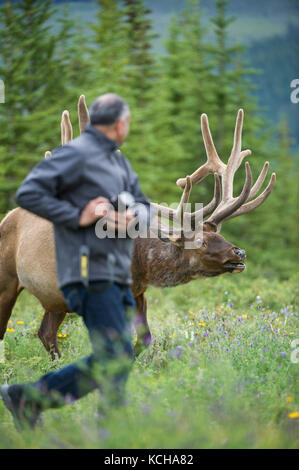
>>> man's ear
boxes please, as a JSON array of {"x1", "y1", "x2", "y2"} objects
[{"x1": 203, "y1": 221, "x2": 217, "y2": 233}]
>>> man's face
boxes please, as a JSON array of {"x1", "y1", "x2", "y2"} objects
[{"x1": 115, "y1": 114, "x2": 131, "y2": 146}]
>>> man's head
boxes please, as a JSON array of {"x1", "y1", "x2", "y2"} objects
[{"x1": 89, "y1": 93, "x2": 131, "y2": 146}]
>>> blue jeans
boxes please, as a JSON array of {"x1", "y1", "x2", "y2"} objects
[{"x1": 30, "y1": 281, "x2": 136, "y2": 409}]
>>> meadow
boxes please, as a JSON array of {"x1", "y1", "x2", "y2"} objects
[{"x1": 0, "y1": 270, "x2": 298, "y2": 449}]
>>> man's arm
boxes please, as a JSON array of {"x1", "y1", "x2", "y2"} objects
[{"x1": 16, "y1": 145, "x2": 84, "y2": 230}]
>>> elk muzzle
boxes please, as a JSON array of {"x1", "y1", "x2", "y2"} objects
[{"x1": 223, "y1": 247, "x2": 246, "y2": 273}]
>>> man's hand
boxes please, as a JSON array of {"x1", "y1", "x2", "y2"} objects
[{"x1": 79, "y1": 196, "x2": 136, "y2": 229}]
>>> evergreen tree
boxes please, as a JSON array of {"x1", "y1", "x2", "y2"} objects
[
  {"x1": 0, "y1": 0, "x2": 73, "y2": 211},
  {"x1": 90, "y1": 0, "x2": 128, "y2": 96},
  {"x1": 123, "y1": 0, "x2": 157, "y2": 107}
]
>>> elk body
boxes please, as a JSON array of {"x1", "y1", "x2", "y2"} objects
[{"x1": 0, "y1": 97, "x2": 276, "y2": 358}]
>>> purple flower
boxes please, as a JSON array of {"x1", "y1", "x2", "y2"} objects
[
  {"x1": 154, "y1": 299, "x2": 159, "y2": 303},
  {"x1": 280, "y1": 352, "x2": 287, "y2": 357},
  {"x1": 250, "y1": 343, "x2": 254, "y2": 348}
]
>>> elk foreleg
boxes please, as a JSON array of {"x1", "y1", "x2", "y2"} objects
[{"x1": 134, "y1": 293, "x2": 151, "y2": 356}]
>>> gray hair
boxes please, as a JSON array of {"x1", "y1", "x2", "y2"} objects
[{"x1": 89, "y1": 93, "x2": 130, "y2": 126}]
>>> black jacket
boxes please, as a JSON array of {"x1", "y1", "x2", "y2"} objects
[{"x1": 16, "y1": 125, "x2": 151, "y2": 288}]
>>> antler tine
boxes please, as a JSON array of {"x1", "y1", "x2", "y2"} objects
[
  {"x1": 221, "y1": 172, "x2": 276, "y2": 223},
  {"x1": 247, "y1": 161, "x2": 269, "y2": 200},
  {"x1": 208, "y1": 162, "x2": 252, "y2": 226},
  {"x1": 186, "y1": 174, "x2": 222, "y2": 225},
  {"x1": 176, "y1": 114, "x2": 226, "y2": 189},
  {"x1": 151, "y1": 175, "x2": 192, "y2": 221},
  {"x1": 151, "y1": 173, "x2": 220, "y2": 227},
  {"x1": 222, "y1": 109, "x2": 251, "y2": 201},
  {"x1": 202, "y1": 174, "x2": 221, "y2": 219},
  {"x1": 78, "y1": 95, "x2": 90, "y2": 134},
  {"x1": 61, "y1": 110, "x2": 73, "y2": 145}
]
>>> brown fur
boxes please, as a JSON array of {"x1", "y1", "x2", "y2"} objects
[{"x1": 0, "y1": 209, "x2": 245, "y2": 358}]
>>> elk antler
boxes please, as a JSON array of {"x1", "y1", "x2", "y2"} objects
[
  {"x1": 176, "y1": 109, "x2": 275, "y2": 230},
  {"x1": 78, "y1": 95, "x2": 90, "y2": 133},
  {"x1": 61, "y1": 110, "x2": 73, "y2": 145},
  {"x1": 44, "y1": 96, "x2": 90, "y2": 158}
]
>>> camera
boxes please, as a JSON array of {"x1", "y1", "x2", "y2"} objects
[{"x1": 109, "y1": 191, "x2": 137, "y2": 214}]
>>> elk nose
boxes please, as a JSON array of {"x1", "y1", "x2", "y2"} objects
[{"x1": 234, "y1": 248, "x2": 246, "y2": 259}]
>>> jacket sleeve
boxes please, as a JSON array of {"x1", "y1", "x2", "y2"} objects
[{"x1": 15, "y1": 145, "x2": 84, "y2": 230}]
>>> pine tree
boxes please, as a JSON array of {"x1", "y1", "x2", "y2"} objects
[
  {"x1": 90, "y1": 0, "x2": 128, "y2": 96},
  {"x1": 123, "y1": 0, "x2": 157, "y2": 107},
  {"x1": 0, "y1": 0, "x2": 73, "y2": 211}
]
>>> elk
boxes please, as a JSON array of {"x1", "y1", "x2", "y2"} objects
[{"x1": 0, "y1": 96, "x2": 276, "y2": 358}]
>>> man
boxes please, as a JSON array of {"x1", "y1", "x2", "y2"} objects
[{"x1": 0, "y1": 93, "x2": 151, "y2": 430}]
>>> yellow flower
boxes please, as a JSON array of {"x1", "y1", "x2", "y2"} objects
[
  {"x1": 288, "y1": 412, "x2": 299, "y2": 419},
  {"x1": 57, "y1": 333, "x2": 67, "y2": 338},
  {"x1": 286, "y1": 397, "x2": 294, "y2": 403},
  {"x1": 8, "y1": 320, "x2": 13, "y2": 324},
  {"x1": 17, "y1": 321, "x2": 24, "y2": 325},
  {"x1": 198, "y1": 322, "x2": 206, "y2": 326},
  {"x1": 6, "y1": 328, "x2": 15, "y2": 333},
  {"x1": 242, "y1": 314, "x2": 248, "y2": 319}
]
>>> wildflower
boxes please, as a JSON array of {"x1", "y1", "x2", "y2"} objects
[
  {"x1": 57, "y1": 333, "x2": 67, "y2": 338},
  {"x1": 288, "y1": 412, "x2": 299, "y2": 419},
  {"x1": 280, "y1": 352, "x2": 287, "y2": 357},
  {"x1": 242, "y1": 314, "x2": 248, "y2": 319},
  {"x1": 286, "y1": 397, "x2": 294, "y2": 403},
  {"x1": 16, "y1": 321, "x2": 24, "y2": 325},
  {"x1": 198, "y1": 322, "x2": 206, "y2": 326},
  {"x1": 6, "y1": 328, "x2": 15, "y2": 333}
]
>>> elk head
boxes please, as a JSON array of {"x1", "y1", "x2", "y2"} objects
[{"x1": 150, "y1": 109, "x2": 276, "y2": 278}]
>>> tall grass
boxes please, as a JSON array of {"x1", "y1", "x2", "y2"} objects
[{"x1": 0, "y1": 272, "x2": 298, "y2": 448}]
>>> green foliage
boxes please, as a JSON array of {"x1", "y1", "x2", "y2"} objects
[
  {"x1": 0, "y1": 275, "x2": 298, "y2": 448},
  {"x1": 0, "y1": 0, "x2": 297, "y2": 277},
  {"x1": 0, "y1": 0, "x2": 80, "y2": 210}
]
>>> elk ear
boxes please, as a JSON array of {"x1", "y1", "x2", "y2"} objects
[{"x1": 203, "y1": 221, "x2": 217, "y2": 233}]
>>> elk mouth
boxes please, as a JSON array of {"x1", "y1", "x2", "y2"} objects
[{"x1": 223, "y1": 260, "x2": 246, "y2": 273}]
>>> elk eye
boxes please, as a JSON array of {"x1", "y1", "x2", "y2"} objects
[{"x1": 195, "y1": 238, "x2": 206, "y2": 248}]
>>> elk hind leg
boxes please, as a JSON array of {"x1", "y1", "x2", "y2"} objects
[
  {"x1": 134, "y1": 293, "x2": 151, "y2": 356},
  {"x1": 38, "y1": 311, "x2": 66, "y2": 360}
]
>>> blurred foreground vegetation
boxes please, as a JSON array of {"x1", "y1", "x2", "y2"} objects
[{"x1": 0, "y1": 273, "x2": 298, "y2": 448}]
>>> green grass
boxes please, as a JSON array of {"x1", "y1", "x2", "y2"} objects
[{"x1": 0, "y1": 272, "x2": 298, "y2": 449}]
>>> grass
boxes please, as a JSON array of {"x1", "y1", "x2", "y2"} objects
[{"x1": 0, "y1": 271, "x2": 298, "y2": 449}]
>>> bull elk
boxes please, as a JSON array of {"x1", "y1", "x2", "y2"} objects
[{"x1": 0, "y1": 96, "x2": 276, "y2": 359}]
